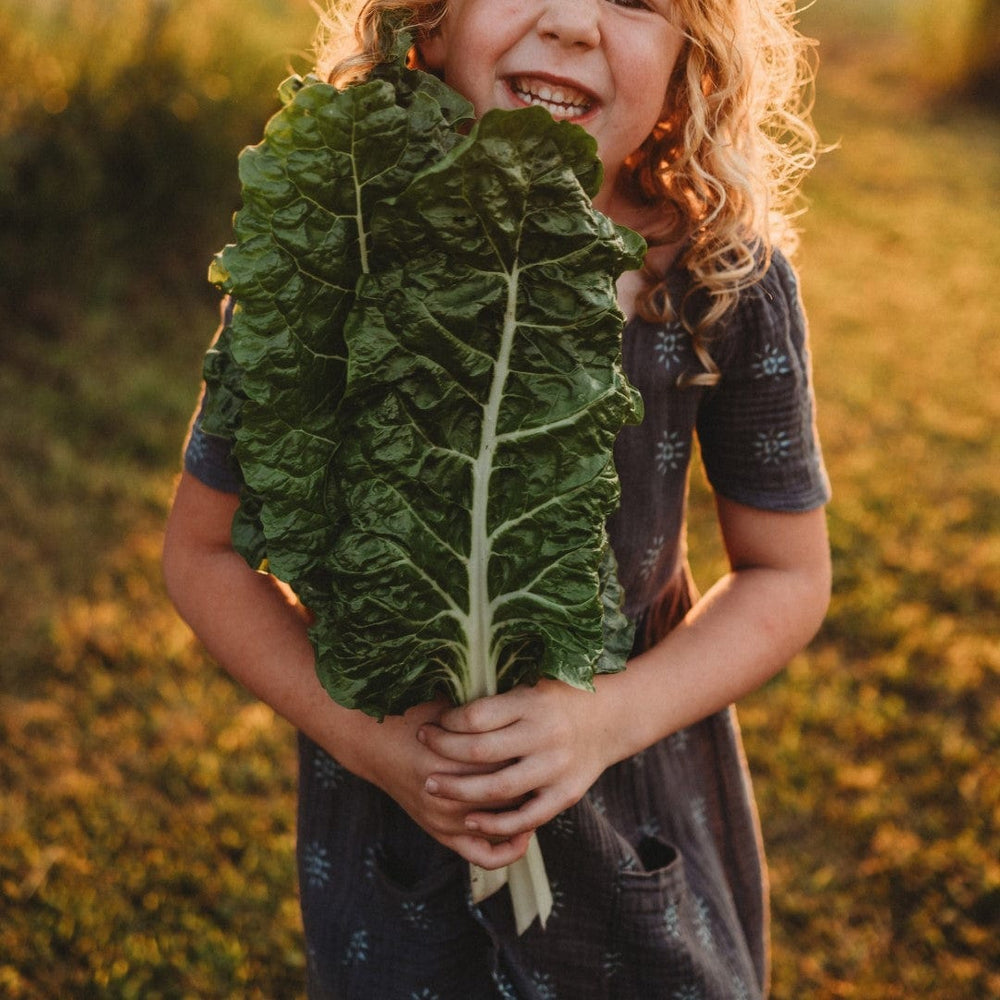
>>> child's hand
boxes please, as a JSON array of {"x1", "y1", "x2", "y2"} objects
[
  {"x1": 357, "y1": 697, "x2": 535, "y2": 870},
  {"x1": 418, "y1": 680, "x2": 614, "y2": 843}
]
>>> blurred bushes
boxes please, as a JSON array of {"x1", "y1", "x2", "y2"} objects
[
  {"x1": 907, "y1": 0, "x2": 1000, "y2": 100},
  {"x1": 0, "y1": 0, "x2": 317, "y2": 335}
]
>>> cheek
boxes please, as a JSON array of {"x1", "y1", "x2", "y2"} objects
[
  {"x1": 621, "y1": 41, "x2": 679, "y2": 124},
  {"x1": 625, "y1": 89, "x2": 673, "y2": 156},
  {"x1": 641, "y1": 34, "x2": 684, "y2": 117},
  {"x1": 439, "y1": 51, "x2": 497, "y2": 112}
]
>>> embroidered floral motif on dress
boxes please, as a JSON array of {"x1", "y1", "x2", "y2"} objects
[
  {"x1": 751, "y1": 344, "x2": 791, "y2": 378},
  {"x1": 301, "y1": 841, "x2": 333, "y2": 889},
  {"x1": 753, "y1": 428, "x2": 792, "y2": 464},
  {"x1": 655, "y1": 324, "x2": 686, "y2": 370},
  {"x1": 656, "y1": 429, "x2": 687, "y2": 473}
]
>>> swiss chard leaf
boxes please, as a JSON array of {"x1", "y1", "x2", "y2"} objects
[
  {"x1": 202, "y1": 52, "x2": 644, "y2": 721},
  {"x1": 203, "y1": 62, "x2": 473, "y2": 597},
  {"x1": 308, "y1": 107, "x2": 644, "y2": 718}
]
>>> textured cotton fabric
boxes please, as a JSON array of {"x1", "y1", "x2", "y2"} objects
[
  {"x1": 182, "y1": 248, "x2": 829, "y2": 999},
  {"x1": 607, "y1": 249, "x2": 828, "y2": 617}
]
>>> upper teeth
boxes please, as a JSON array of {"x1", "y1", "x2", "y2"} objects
[{"x1": 512, "y1": 77, "x2": 591, "y2": 117}]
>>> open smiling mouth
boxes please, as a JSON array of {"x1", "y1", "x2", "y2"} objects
[{"x1": 509, "y1": 76, "x2": 594, "y2": 120}]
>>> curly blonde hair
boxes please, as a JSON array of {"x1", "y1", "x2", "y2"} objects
[{"x1": 314, "y1": 1, "x2": 818, "y2": 379}]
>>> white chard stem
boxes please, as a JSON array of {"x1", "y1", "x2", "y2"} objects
[{"x1": 464, "y1": 265, "x2": 553, "y2": 933}]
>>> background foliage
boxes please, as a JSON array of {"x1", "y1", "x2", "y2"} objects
[{"x1": 1, "y1": 0, "x2": 997, "y2": 997}]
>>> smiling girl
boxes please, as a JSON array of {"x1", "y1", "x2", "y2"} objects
[{"x1": 164, "y1": 1, "x2": 831, "y2": 996}]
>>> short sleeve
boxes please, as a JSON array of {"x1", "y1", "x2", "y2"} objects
[
  {"x1": 183, "y1": 390, "x2": 242, "y2": 494},
  {"x1": 696, "y1": 251, "x2": 831, "y2": 512},
  {"x1": 181, "y1": 297, "x2": 242, "y2": 494}
]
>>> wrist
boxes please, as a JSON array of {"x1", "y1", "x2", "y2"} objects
[{"x1": 591, "y1": 660, "x2": 667, "y2": 766}]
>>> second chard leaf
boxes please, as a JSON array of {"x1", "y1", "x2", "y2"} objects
[
  {"x1": 204, "y1": 57, "x2": 473, "y2": 596},
  {"x1": 311, "y1": 107, "x2": 645, "y2": 719}
]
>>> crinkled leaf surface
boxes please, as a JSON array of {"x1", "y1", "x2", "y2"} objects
[
  {"x1": 201, "y1": 62, "x2": 473, "y2": 597},
  {"x1": 200, "y1": 54, "x2": 643, "y2": 720},
  {"x1": 310, "y1": 108, "x2": 644, "y2": 718}
]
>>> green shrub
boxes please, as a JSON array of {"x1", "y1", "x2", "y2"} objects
[
  {"x1": 0, "y1": 0, "x2": 317, "y2": 333},
  {"x1": 906, "y1": 0, "x2": 1000, "y2": 98}
]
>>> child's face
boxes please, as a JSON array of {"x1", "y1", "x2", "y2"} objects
[{"x1": 420, "y1": 0, "x2": 684, "y2": 215}]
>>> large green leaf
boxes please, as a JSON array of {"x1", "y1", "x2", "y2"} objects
[
  {"x1": 309, "y1": 108, "x2": 644, "y2": 718},
  {"x1": 201, "y1": 47, "x2": 644, "y2": 721},
  {"x1": 202, "y1": 61, "x2": 473, "y2": 597}
]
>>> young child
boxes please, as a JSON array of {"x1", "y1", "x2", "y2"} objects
[{"x1": 163, "y1": 1, "x2": 832, "y2": 997}]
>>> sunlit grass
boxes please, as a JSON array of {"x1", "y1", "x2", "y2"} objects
[
  {"x1": 2, "y1": 575, "x2": 303, "y2": 996},
  {"x1": 0, "y1": 307, "x2": 306, "y2": 995},
  {"x1": 703, "y1": 9, "x2": 999, "y2": 997}
]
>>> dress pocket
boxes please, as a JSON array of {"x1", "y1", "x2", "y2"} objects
[
  {"x1": 606, "y1": 836, "x2": 712, "y2": 997},
  {"x1": 371, "y1": 848, "x2": 467, "y2": 912},
  {"x1": 617, "y1": 834, "x2": 688, "y2": 916},
  {"x1": 611, "y1": 835, "x2": 761, "y2": 999},
  {"x1": 328, "y1": 849, "x2": 494, "y2": 997},
  {"x1": 363, "y1": 826, "x2": 475, "y2": 946}
]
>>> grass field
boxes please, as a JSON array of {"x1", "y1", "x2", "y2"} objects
[{"x1": 1, "y1": 1, "x2": 997, "y2": 997}]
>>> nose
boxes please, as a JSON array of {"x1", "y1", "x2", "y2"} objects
[{"x1": 536, "y1": 0, "x2": 601, "y2": 49}]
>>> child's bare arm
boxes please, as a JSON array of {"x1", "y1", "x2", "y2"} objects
[
  {"x1": 420, "y1": 499, "x2": 831, "y2": 838},
  {"x1": 162, "y1": 471, "x2": 530, "y2": 868}
]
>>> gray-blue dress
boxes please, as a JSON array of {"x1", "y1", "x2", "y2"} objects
[{"x1": 183, "y1": 249, "x2": 830, "y2": 999}]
